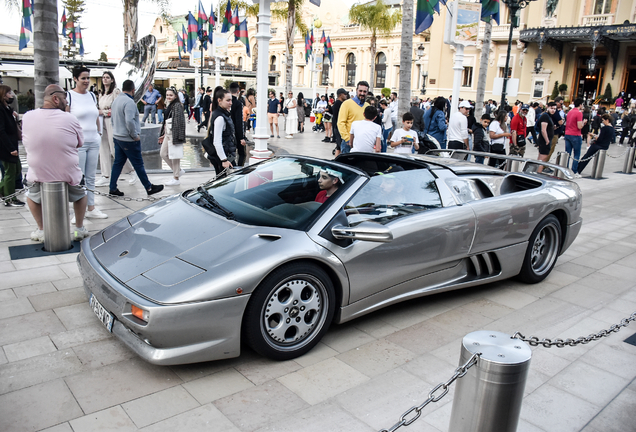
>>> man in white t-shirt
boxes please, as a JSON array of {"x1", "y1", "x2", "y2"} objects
[
  {"x1": 448, "y1": 100, "x2": 471, "y2": 150},
  {"x1": 390, "y1": 112, "x2": 419, "y2": 154},
  {"x1": 389, "y1": 92, "x2": 398, "y2": 129},
  {"x1": 350, "y1": 106, "x2": 382, "y2": 153}
]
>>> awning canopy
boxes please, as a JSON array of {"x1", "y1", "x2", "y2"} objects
[{"x1": 0, "y1": 64, "x2": 73, "y2": 79}]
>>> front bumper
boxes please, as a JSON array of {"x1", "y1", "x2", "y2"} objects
[{"x1": 77, "y1": 243, "x2": 250, "y2": 365}]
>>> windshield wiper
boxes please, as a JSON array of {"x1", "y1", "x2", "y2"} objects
[{"x1": 196, "y1": 187, "x2": 234, "y2": 220}]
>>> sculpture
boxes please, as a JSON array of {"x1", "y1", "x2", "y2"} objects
[{"x1": 546, "y1": 0, "x2": 559, "y2": 18}]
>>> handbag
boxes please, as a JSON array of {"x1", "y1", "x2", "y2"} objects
[{"x1": 165, "y1": 119, "x2": 184, "y2": 159}]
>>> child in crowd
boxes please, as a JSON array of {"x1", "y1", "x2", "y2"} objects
[
  {"x1": 390, "y1": 112, "x2": 419, "y2": 154},
  {"x1": 349, "y1": 106, "x2": 382, "y2": 153},
  {"x1": 471, "y1": 114, "x2": 492, "y2": 164}
]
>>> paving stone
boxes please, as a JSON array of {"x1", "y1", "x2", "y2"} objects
[
  {"x1": 0, "y1": 260, "x2": 15, "y2": 272},
  {"x1": 0, "y1": 349, "x2": 83, "y2": 395},
  {"x1": 72, "y1": 338, "x2": 135, "y2": 368},
  {"x1": 54, "y1": 302, "x2": 98, "y2": 330},
  {"x1": 140, "y1": 404, "x2": 241, "y2": 432},
  {"x1": 3, "y1": 335, "x2": 57, "y2": 362},
  {"x1": 235, "y1": 357, "x2": 302, "y2": 386},
  {"x1": 580, "y1": 388, "x2": 636, "y2": 432},
  {"x1": 336, "y1": 339, "x2": 416, "y2": 378},
  {"x1": 50, "y1": 323, "x2": 113, "y2": 350},
  {"x1": 53, "y1": 276, "x2": 84, "y2": 291},
  {"x1": 0, "y1": 288, "x2": 16, "y2": 301},
  {"x1": 550, "y1": 283, "x2": 616, "y2": 309},
  {"x1": 0, "y1": 266, "x2": 69, "y2": 290},
  {"x1": 214, "y1": 380, "x2": 309, "y2": 432},
  {"x1": 321, "y1": 321, "x2": 377, "y2": 353},
  {"x1": 580, "y1": 342, "x2": 636, "y2": 380},
  {"x1": 0, "y1": 379, "x2": 83, "y2": 432},
  {"x1": 169, "y1": 357, "x2": 243, "y2": 383},
  {"x1": 0, "y1": 348, "x2": 7, "y2": 365},
  {"x1": 548, "y1": 361, "x2": 629, "y2": 407},
  {"x1": 40, "y1": 423, "x2": 74, "y2": 432},
  {"x1": 69, "y1": 406, "x2": 137, "y2": 432},
  {"x1": 0, "y1": 297, "x2": 35, "y2": 319},
  {"x1": 65, "y1": 358, "x2": 182, "y2": 414},
  {"x1": 292, "y1": 342, "x2": 339, "y2": 368},
  {"x1": 122, "y1": 385, "x2": 200, "y2": 428},
  {"x1": 460, "y1": 297, "x2": 516, "y2": 320},
  {"x1": 386, "y1": 319, "x2": 463, "y2": 355},
  {"x1": 12, "y1": 255, "x2": 64, "y2": 271},
  {"x1": 182, "y1": 367, "x2": 254, "y2": 404},
  {"x1": 59, "y1": 262, "x2": 81, "y2": 279},
  {"x1": 277, "y1": 357, "x2": 369, "y2": 405},
  {"x1": 12, "y1": 281, "x2": 57, "y2": 298},
  {"x1": 29, "y1": 287, "x2": 87, "y2": 312},
  {"x1": 0, "y1": 310, "x2": 66, "y2": 346}
]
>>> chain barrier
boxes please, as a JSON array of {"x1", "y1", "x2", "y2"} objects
[
  {"x1": 565, "y1": 148, "x2": 629, "y2": 163},
  {"x1": 512, "y1": 311, "x2": 636, "y2": 348},
  {"x1": 378, "y1": 352, "x2": 481, "y2": 432},
  {"x1": 0, "y1": 186, "x2": 30, "y2": 203}
]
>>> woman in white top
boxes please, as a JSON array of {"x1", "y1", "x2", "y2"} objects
[
  {"x1": 95, "y1": 71, "x2": 136, "y2": 188},
  {"x1": 67, "y1": 66, "x2": 107, "y2": 220},
  {"x1": 159, "y1": 88, "x2": 186, "y2": 185},
  {"x1": 488, "y1": 110, "x2": 511, "y2": 168},
  {"x1": 284, "y1": 91, "x2": 298, "y2": 138}
]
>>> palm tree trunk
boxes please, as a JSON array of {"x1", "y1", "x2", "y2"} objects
[
  {"x1": 285, "y1": 2, "x2": 296, "y2": 95},
  {"x1": 397, "y1": 0, "x2": 413, "y2": 128},
  {"x1": 475, "y1": 21, "x2": 492, "y2": 119},
  {"x1": 33, "y1": 0, "x2": 59, "y2": 108},
  {"x1": 369, "y1": 32, "x2": 376, "y2": 93},
  {"x1": 123, "y1": 0, "x2": 138, "y2": 52}
]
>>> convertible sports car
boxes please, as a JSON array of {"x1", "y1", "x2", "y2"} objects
[{"x1": 78, "y1": 153, "x2": 582, "y2": 365}]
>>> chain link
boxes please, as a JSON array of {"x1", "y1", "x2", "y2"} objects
[
  {"x1": 0, "y1": 186, "x2": 30, "y2": 203},
  {"x1": 512, "y1": 311, "x2": 636, "y2": 348},
  {"x1": 565, "y1": 148, "x2": 629, "y2": 163},
  {"x1": 378, "y1": 352, "x2": 481, "y2": 432}
]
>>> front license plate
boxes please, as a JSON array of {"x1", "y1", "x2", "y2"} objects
[{"x1": 89, "y1": 294, "x2": 114, "y2": 332}]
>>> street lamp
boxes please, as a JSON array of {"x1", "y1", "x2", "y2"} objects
[
  {"x1": 500, "y1": 0, "x2": 537, "y2": 109},
  {"x1": 587, "y1": 29, "x2": 600, "y2": 76},
  {"x1": 416, "y1": 44, "x2": 425, "y2": 58},
  {"x1": 533, "y1": 31, "x2": 546, "y2": 74},
  {"x1": 421, "y1": 70, "x2": 429, "y2": 95}
]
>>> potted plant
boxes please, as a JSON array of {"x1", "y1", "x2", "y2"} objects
[{"x1": 558, "y1": 83, "x2": 568, "y2": 97}]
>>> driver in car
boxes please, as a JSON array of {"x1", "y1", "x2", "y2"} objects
[
  {"x1": 376, "y1": 166, "x2": 406, "y2": 206},
  {"x1": 315, "y1": 168, "x2": 343, "y2": 203}
]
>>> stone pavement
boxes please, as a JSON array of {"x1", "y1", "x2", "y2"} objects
[{"x1": 1, "y1": 123, "x2": 636, "y2": 432}]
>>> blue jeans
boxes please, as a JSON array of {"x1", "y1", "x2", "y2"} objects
[
  {"x1": 111, "y1": 138, "x2": 152, "y2": 191},
  {"x1": 78, "y1": 139, "x2": 101, "y2": 206},
  {"x1": 341, "y1": 139, "x2": 351, "y2": 154},
  {"x1": 382, "y1": 127, "x2": 392, "y2": 153},
  {"x1": 142, "y1": 104, "x2": 157, "y2": 123},
  {"x1": 565, "y1": 135, "x2": 582, "y2": 173},
  {"x1": 157, "y1": 109, "x2": 164, "y2": 124},
  {"x1": 474, "y1": 156, "x2": 485, "y2": 164}
]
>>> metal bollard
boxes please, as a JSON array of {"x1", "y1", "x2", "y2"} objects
[
  {"x1": 623, "y1": 146, "x2": 636, "y2": 174},
  {"x1": 448, "y1": 331, "x2": 532, "y2": 432},
  {"x1": 590, "y1": 149, "x2": 607, "y2": 179},
  {"x1": 505, "y1": 159, "x2": 522, "y2": 172},
  {"x1": 41, "y1": 182, "x2": 72, "y2": 252},
  {"x1": 555, "y1": 152, "x2": 569, "y2": 179}
]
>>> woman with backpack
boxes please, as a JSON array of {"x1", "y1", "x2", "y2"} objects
[
  {"x1": 422, "y1": 97, "x2": 448, "y2": 149},
  {"x1": 159, "y1": 88, "x2": 186, "y2": 186}
]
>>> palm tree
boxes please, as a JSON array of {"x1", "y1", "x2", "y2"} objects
[
  {"x1": 33, "y1": 0, "x2": 60, "y2": 108},
  {"x1": 397, "y1": 0, "x2": 413, "y2": 126},
  {"x1": 271, "y1": 0, "x2": 307, "y2": 95},
  {"x1": 122, "y1": 0, "x2": 170, "y2": 52},
  {"x1": 348, "y1": 0, "x2": 401, "y2": 93},
  {"x1": 475, "y1": 21, "x2": 493, "y2": 119}
]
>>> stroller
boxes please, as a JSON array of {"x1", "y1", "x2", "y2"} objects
[{"x1": 311, "y1": 109, "x2": 325, "y2": 132}]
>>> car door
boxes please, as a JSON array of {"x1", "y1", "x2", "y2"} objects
[{"x1": 321, "y1": 168, "x2": 476, "y2": 304}]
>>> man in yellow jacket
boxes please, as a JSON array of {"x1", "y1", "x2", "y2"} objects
[{"x1": 337, "y1": 81, "x2": 369, "y2": 154}]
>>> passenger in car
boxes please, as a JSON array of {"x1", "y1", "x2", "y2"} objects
[
  {"x1": 315, "y1": 169, "x2": 343, "y2": 203},
  {"x1": 376, "y1": 166, "x2": 406, "y2": 205}
]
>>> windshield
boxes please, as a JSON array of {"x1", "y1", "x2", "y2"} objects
[{"x1": 186, "y1": 157, "x2": 359, "y2": 229}]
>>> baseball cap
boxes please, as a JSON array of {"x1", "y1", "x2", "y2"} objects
[
  {"x1": 521, "y1": 104, "x2": 530, "y2": 110},
  {"x1": 336, "y1": 88, "x2": 347, "y2": 96},
  {"x1": 459, "y1": 100, "x2": 472, "y2": 109}
]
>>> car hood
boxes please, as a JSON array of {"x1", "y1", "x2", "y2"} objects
[{"x1": 91, "y1": 196, "x2": 239, "y2": 285}]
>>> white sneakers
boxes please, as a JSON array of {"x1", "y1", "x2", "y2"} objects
[
  {"x1": 179, "y1": 169, "x2": 185, "y2": 178},
  {"x1": 73, "y1": 226, "x2": 90, "y2": 241},
  {"x1": 85, "y1": 208, "x2": 108, "y2": 219},
  {"x1": 285, "y1": 135, "x2": 293, "y2": 139},
  {"x1": 94, "y1": 177, "x2": 110, "y2": 187},
  {"x1": 165, "y1": 178, "x2": 181, "y2": 186},
  {"x1": 128, "y1": 172, "x2": 138, "y2": 185},
  {"x1": 31, "y1": 229, "x2": 44, "y2": 242},
  {"x1": 573, "y1": 173, "x2": 582, "y2": 179}
]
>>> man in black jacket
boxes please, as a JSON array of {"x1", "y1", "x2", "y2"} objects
[
  {"x1": 331, "y1": 88, "x2": 348, "y2": 156},
  {"x1": 409, "y1": 98, "x2": 425, "y2": 133},
  {"x1": 198, "y1": 87, "x2": 212, "y2": 132},
  {"x1": 229, "y1": 82, "x2": 247, "y2": 166}
]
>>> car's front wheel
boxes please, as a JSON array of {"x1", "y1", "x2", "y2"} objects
[
  {"x1": 243, "y1": 263, "x2": 335, "y2": 360},
  {"x1": 517, "y1": 214, "x2": 562, "y2": 283}
]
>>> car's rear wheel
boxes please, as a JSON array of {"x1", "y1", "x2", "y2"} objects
[
  {"x1": 517, "y1": 215, "x2": 562, "y2": 283},
  {"x1": 243, "y1": 263, "x2": 335, "y2": 360}
]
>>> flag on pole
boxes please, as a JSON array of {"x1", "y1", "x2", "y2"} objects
[
  {"x1": 231, "y1": 6, "x2": 240, "y2": 31},
  {"x1": 209, "y1": 6, "x2": 217, "y2": 26},
  {"x1": 320, "y1": 30, "x2": 326, "y2": 45},
  {"x1": 235, "y1": 18, "x2": 250, "y2": 57},
  {"x1": 310, "y1": 28, "x2": 315, "y2": 45},
  {"x1": 309, "y1": 0, "x2": 321, "y2": 5},
  {"x1": 77, "y1": 25, "x2": 85, "y2": 56},
  {"x1": 197, "y1": 1, "x2": 208, "y2": 30},
  {"x1": 22, "y1": 0, "x2": 32, "y2": 32},
  {"x1": 304, "y1": 33, "x2": 310, "y2": 64},
  {"x1": 61, "y1": 8, "x2": 67, "y2": 37},
  {"x1": 187, "y1": 12, "x2": 199, "y2": 52},
  {"x1": 182, "y1": 24, "x2": 188, "y2": 55},
  {"x1": 415, "y1": 0, "x2": 444, "y2": 34},
  {"x1": 19, "y1": 16, "x2": 29, "y2": 51},
  {"x1": 221, "y1": 0, "x2": 232, "y2": 33},
  {"x1": 176, "y1": 32, "x2": 184, "y2": 60},
  {"x1": 326, "y1": 36, "x2": 334, "y2": 67},
  {"x1": 481, "y1": 0, "x2": 500, "y2": 24},
  {"x1": 208, "y1": 7, "x2": 217, "y2": 46},
  {"x1": 68, "y1": 18, "x2": 76, "y2": 44}
]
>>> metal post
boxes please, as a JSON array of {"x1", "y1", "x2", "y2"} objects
[
  {"x1": 499, "y1": 8, "x2": 516, "y2": 110},
  {"x1": 623, "y1": 146, "x2": 636, "y2": 174},
  {"x1": 41, "y1": 182, "x2": 72, "y2": 252},
  {"x1": 449, "y1": 331, "x2": 532, "y2": 432},
  {"x1": 555, "y1": 152, "x2": 569, "y2": 179},
  {"x1": 590, "y1": 149, "x2": 607, "y2": 179},
  {"x1": 506, "y1": 159, "x2": 522, "y2": 172},
  {"x1": 451, "y1": 44, "x2": 464, "y2": 115}
]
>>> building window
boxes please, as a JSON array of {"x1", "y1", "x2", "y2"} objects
[
  {"x1": 499, "y1": 67, "x2": 512, "y2": 78},
  {"x1": 375, "y1": 52, "x2": 387, "y2": 88},
  {"x1": 462, "y1": 66, "x2": 473, "y2": 87},
  {"x1": 321, "y1": 62, "x2": 330, "y2": 86},
  {"x1": 298, "y1": 66, "x2": 304, "y2": 85},
  {"x1": 594, "y1": 0, "x2": 611, "y2": 14},
  {"x1": 346, "y1": 53, "x2": 356, "y2": 87},
  {"x1": 270, "y1": 55, "x2": 276, "y2": 72},
  {"x1": 238, "y1": 57, "x2": 243, "y2": 70}
]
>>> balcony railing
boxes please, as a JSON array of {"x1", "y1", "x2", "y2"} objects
[
  {"x1": 478, "y1": 23, "x2": 519, "y2": 41},
  {"x1": 581, "y1": 14, "x2": 614, "y2": 26}
]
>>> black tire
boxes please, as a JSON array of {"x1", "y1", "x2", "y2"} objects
[
  {"x1": 243, "y1": 263, "x2": 335, "y2": 360},
  {"x1": 517, "y1": 215, "x2": 562, "y2": 284}
]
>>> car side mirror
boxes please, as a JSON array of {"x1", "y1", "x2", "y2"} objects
[{"x1": 331, "y1": 222, "x2": 393, "y2": 243}]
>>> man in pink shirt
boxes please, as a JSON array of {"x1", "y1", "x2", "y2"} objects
[
  {"x1": 22, "y1": 84, "x2": 89, "y2": 242},
  {"x1": 564, "y1": 98, "x2": 587, "y2": 178}
]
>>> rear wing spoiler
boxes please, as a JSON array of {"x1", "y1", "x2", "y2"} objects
[{"x1": 424, "y1": 149, "x2": 575, "y2": 180}]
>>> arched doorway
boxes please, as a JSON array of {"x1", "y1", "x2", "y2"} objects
[
  {"x1": 346, "y1": 53, "x2": 356, "y2": 87},
  {"x1": 375, "y1": 52, "x2": 387, "y2": 88},
  {"x1": 238, "y1": 57, "x2": 243, "y2": 70},
  {"x1": 270, "y1": 55, "x2": 276, "y2": 72}
]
